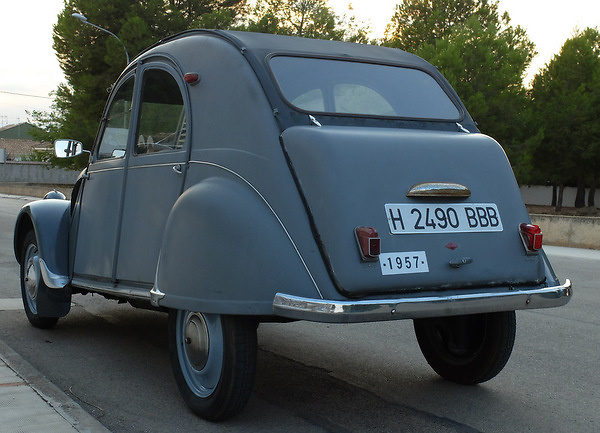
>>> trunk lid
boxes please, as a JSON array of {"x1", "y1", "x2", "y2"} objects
[{"x1": 282, "y1": 125, "x2": 544, "y2": 297}]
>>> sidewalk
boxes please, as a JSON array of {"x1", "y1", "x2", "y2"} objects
[{"x1": 0, "y1": 338, "x2": 110, "y2": 433}]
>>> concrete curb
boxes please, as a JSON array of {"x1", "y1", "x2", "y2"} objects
[{"x1": 0, "y1": 339, "x2": 111, "y2": 433}]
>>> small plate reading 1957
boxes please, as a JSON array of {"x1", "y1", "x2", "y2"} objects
[{"x1": 380, "y1": 251, "x2": 429, "y2": 276}]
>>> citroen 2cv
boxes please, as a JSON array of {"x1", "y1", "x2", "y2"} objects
[{"x1": 14, "y1": 30, "x2": 572, "y2": 421}]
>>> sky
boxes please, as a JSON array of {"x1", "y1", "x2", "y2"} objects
[{"x1": 1, "y1": 0, "x2": 599, "y2": 126}]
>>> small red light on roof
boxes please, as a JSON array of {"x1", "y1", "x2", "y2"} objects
[
  {"x1": 184, "y1": 73, "x2": 200, "y2": 84},
  {"x1": 355, "y1": 227, "x2": 381, "y2": 261},
  {"x1": 520, "y1": 223, "x2": 543, "y2": 253}
]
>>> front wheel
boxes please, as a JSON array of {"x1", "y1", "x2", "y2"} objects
[
  {"x1": 168, "y1": 310, "x2": 257, "y2": 421},
  {"x1": 19, "y1": 230, "x2": 70, "y2": 329},
  {"x1": 413, "y1": 311, "x2": 516, "y2": 384}
]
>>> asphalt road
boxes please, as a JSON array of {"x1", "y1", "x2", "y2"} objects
[{"x1": 0, "y1": 194, "x2": 598, "y2": 432}]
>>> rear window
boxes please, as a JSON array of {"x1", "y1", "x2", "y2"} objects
[{"x1": 269, "y1": 56, "x2": 461, "y2": 120}]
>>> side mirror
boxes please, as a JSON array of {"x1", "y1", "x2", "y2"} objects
[{"x1": 54, "y1": 139, "x2": 84, "y2": 158}]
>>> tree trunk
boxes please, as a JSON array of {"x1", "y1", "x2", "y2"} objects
[
  {"x1": 556, "y1": 184, "x2": 564, "y2": 212},
  {"x1": 574, "y1": 175, "x2": 586, "y2": 208},
  {"x1": 551, "y1": 184, "x2": 557, "y2": 207},
  {"x1": 588, "y1": 175, "x2": 597, "y2": 207}
]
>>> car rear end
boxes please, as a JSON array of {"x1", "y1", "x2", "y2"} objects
[{"x1": 263, "y1": 53, "x2": 571, "y2": 322}]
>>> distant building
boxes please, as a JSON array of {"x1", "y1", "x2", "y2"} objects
[
  {"x1": 0, "y1": 122, "x2": 41, "y2": 140},
  {"x1": 0, "y1": 122, "x2": 48, "y2": 161}
]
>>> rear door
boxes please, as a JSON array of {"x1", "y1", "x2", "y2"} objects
[{"x1": 115, "y1": 65, "x2": 189, "y2": 286}]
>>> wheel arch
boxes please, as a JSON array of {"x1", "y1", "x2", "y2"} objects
[
  {"x1": 154, "y1": 176, "x2": 321, "y2": 315},
  {"x1": 14, "y1": 199, "x2": 71, "y2": 287}
]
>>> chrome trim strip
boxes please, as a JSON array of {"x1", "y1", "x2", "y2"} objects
[
  {"x1": 38, "y1": 258, "x2": 69, "y2": 289},
  {"x1": 273, "y1": 280, "x2": 572, "y2": 323},
  {"x1": 128, "y1": 162, "x2": 181, "y2": 170},
  {"x1": 70, "y1": 277, "x2": 151, "y2": 300},
  {"x1": 456, "y1": 122, "x2": 470, "y2": 133},
  {"x1": 189, "y1": 160, "x2": 323, "y2": 298},
  {"x1": 407, "y1": 182, "x2": 471, "y2": 197},
  {"x1": 87, "y1": 166, "x2": 125, "y2": 174},
  {"x1": 151, "y1": 255, "x2": 165, "y2": 307},
  {"x1": 150, "y1": 286, "x2": 166, "y2": 307}
]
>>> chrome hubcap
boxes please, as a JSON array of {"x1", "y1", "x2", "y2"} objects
[
  {"x1": 176, "y1": 311, "x2": 223, "y2": 398},
  {"x1": 24, "y1": 248, "x2": 39, "y2": 301},
  {"x1": 184, "y1": 313, "x2": 210, "y2": 371}
]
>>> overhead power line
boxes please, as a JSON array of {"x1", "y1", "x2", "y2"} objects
[{"x1": 0, "y1": 90, "x2": 53, "y2": 100}]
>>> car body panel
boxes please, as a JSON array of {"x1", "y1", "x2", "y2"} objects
[{"x1": 156, "y1": 175, "x2": 323, "y2": 315}]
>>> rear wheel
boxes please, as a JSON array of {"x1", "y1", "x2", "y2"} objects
[
  {"x1": 20, "y1": 230, "x2": 70, "y2": 329},
  {"x1": 168, "y1": 310, "x2": 257, "y2": 421},
  {"x1": 413, "y1": 311, "x2": 516, "y2": 384}
]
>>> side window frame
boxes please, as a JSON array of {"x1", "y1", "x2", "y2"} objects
[
  {"x1": 268, "y1": 55, "x2": 463, "y2": 121},
  {"x1": 133, "y1": 64, "x2": 189, "y2": 157},
  {"x1": 93, "y1": 71, "x2": 137, "y2": 162}
]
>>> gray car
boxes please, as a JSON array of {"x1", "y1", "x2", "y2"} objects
[{"x1": 14, "y1": 30, "x2": 571, "y2": 421}]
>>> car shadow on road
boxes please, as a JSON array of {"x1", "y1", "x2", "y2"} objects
[{"x1": 2, "y1": 303, "x2": 504, "y2": 432}]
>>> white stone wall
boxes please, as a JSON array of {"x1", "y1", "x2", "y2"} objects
[
  {"x1": 520, "y1": 185, "x2": 600, "y2": 207},
  {"x1": 0, "y1": 162, "x2": 80, "y2": 184}
]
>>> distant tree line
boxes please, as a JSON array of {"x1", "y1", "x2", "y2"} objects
[
  {"x1": 30, "y1": 0, "x2": 600, "y2": 210},
  {"x1": 527, "y1": 28, "x2": 600, "y2": 209}
]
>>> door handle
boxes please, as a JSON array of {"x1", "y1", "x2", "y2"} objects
[
  {"x1": 172, "y1": 164, "x2": 183, "y2": 174},
  {"x1": 449, "y1": 257, "x2": 473, "y2": 268}
]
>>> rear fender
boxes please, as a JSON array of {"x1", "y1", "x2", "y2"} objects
[
  {"x1": 14, "y1": 198, "x2": 71, "y2": 288},
  {"x1": 153, "y1": 177, "x2": 320, "y2": 315}
]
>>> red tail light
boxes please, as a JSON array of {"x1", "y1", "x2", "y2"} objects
[
  {"x1": 355, "y1": 227, "x2": 381, "y2": 261},
  {"x1": 520, "y1": 223, "x2": 543, "y2": 253}
]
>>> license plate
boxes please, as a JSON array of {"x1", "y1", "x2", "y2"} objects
[
  {"x1": 385, "y1": 203, "x2": 503, "y2": 234},
  {"x1": 380, "y1": 251, "x2": 429, "y2": 275}
]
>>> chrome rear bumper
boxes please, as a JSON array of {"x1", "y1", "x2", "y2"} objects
[{"x1": 273, "y1": 280, "x2": 572, "y2": 323}]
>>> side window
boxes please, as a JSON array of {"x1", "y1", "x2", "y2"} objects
[
  {"x1": 98, "y1": 77, "x2": 134, "y2": 160},
  {"x1": 135, "y1": 69, "x2": 186, "y2": 155}
]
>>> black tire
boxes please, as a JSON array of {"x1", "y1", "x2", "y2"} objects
[
  {"x1": 413, "y1": 311, "x2": 516, "y2": 384},
  {"x1": 20, "y1": 230, "x2": 67, "y2": 329},
  {"x1": 168, "y1": 309, "x2": 257, "y2": 421}
]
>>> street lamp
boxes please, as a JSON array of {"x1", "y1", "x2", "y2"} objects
[{"x1": 72, "y1": 13, "x2": 130, "y2": 65}]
